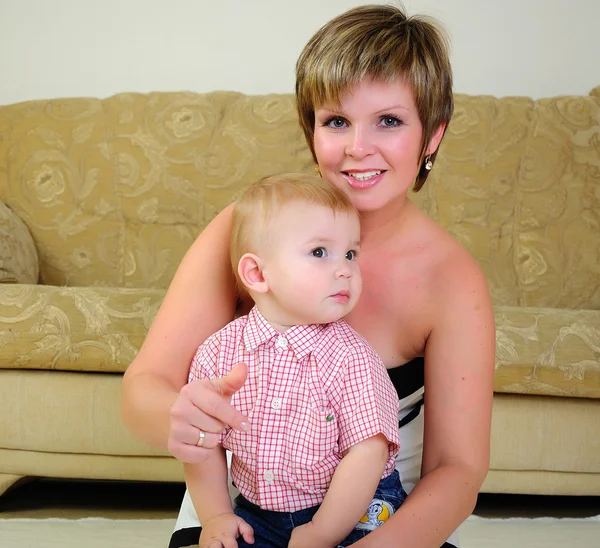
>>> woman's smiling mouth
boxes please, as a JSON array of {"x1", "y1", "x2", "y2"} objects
[{"x1": 342, "y1": 170, "x2": 386, "y2": 189}]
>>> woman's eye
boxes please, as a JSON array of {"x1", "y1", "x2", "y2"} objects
[
  {"x1": 380, "y1": 116, "x2": 402, "y2": 128},
  {"x1": 346, "y1": 250, "x2": 357, "y2": 261},
  {"x1": 311, "y1": 247, "x2": 326, "y2": 258},
  {"x1": 325, "y1": 117, "x2": 347, "y2": 129}
]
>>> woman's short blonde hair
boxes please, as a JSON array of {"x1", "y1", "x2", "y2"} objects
[
  {"x1": 296, "y1": 4, "x2": 454, "y2": 191},
  {"x1": 230, "y1": 173, "x2": 358, "y2": 291}
]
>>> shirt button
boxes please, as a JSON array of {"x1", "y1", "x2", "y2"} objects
[
  {"x1": 263, "y1": 470, "x2": 275, "y2": 483},
  {"x1": 276, "y1": 335, "x2": 288, "y2": 350},
  {"x1": 271, "y1": 397, "x2": 282, "y2": 410}
]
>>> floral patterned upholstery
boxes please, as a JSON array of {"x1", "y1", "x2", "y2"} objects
[
  {"x1": 0, "y1": 202, "x2": 39, "y2": 284},
  {"x1": 0, "y1": 88, "x2": 599, "y2": 398}
]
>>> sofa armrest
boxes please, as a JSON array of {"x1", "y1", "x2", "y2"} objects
[
  {"x1": 0, "y1": 284, "x2": 165, "y2": 373},
  {"x1": 494, "y1": 305, "x2": 600, "y2": 399},
  {"x1": 0, "y1": 202, "x2": 39, "y2": 284}
]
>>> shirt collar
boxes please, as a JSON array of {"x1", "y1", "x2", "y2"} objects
[{"x1": 243, "y1": 306, "x2": 326, "y2": 361}]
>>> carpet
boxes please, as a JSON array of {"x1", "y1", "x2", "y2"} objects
[{"x1": 1, "y1": 515, "x2": 599, "y2": 548}]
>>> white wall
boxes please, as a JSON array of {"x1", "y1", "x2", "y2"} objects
[{"x1": 1, "y1": 0, "x2": 598, "y2": 105}]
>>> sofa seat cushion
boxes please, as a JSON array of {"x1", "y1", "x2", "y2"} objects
[
  {"x1": 0, "y1": 202, "x2": 39, "y2": 284},
  {"x1": 0, "y1": 369, "x2": 168, "y2": 457},
  {"x1": 0, "y1": 284, "x2": 164, "y2": 373},
  {"x1": 494, "y1": 305, "x2": 600, "y2": 398}
]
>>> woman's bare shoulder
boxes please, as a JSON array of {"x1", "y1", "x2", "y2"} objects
[
  {"x1": 431, "y1": 223, "x2": 488, "y2": 298},
  {"x1": 411, "y1": 210, "x2": 487, "y2": 294},
  {"x1": 411, "y1": 212, "x2": 493, "y2": 340}
]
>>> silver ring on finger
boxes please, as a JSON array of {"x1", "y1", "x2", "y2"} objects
[{"x1": 196, "y1": 429, "x2": 206, "y2": 448}]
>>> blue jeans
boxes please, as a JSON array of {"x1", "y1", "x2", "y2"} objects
[{"x1": 233, "y1": 469, "x2": 406, "y2": 548}]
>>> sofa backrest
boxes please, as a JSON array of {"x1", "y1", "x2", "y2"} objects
[
  {"x1": 0, "y1": 92, "x2": 314, "y2": 290},
  {"x1": 422, "y1": 89, "x2": 600, "y2": 310},
  {"x1": 1, "y1": 88, "x2": 599, "y2": 310}
]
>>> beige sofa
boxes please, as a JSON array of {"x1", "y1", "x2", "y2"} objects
[{"x1": 1, "y1": 88, "x2": 600, "y2": 499}]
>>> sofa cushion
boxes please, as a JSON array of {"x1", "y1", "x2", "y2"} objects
[
  {"x1": 0, "y1": 202, "x2": 39, "y2": 284},
  {"x1": 2, "y1": 284, "x2": 599, "y2": 400},
  {"x1": 494, "y1": 305, "x2": 600, "y2": 398},
  {"x1": 0, "y1": 92, "x2": 314, "y2": 289},
  {"x1": 0, "y1": 284, "x2": 164, "y2": 373}
]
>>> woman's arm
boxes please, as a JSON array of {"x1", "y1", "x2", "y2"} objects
[
  {"x1": 121, "y1": 204, "x2": 248, "y2": 461},
  {"x1": 351, "y1": 253, "x2": 496, "y2": 548}
]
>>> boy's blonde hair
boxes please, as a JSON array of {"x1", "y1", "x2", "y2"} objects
[
  {"x1": 230, "y1": 173, "x2": 357, "y2": 291},
  {"x1": 296, "y1": 4, "x2": 454, "y2": 191}
]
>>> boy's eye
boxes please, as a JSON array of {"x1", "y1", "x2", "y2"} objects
[
  {"x1": 311, "y1": 247, "x2": 326, "y2": 258},
  {"x1": 346, "y1": 250, "x2": 357, "y2": 261}
]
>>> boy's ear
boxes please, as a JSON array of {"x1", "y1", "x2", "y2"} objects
[{"x1": 238, "y1": 253, "x2": 269, "y2": 293}]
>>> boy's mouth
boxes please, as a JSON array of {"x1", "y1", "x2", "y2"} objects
[{"x1": 331, "y1": 290, "x2": 350, "y2": 303}]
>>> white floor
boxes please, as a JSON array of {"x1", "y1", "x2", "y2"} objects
[
  {"x1": 1, "y1": 480, "x2": 600, "y2": 548},
  {"x1": 1, "y1": 515, "x2": 599, "y2": 548}
]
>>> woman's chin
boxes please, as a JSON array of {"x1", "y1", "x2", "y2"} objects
[{"x1": 353, "y1": 192, "x2": 408, "y2": 214}]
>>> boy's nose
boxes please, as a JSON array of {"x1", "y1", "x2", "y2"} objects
[{"x1": 335, "y1": 260, "x2": 352, "y2": 278}]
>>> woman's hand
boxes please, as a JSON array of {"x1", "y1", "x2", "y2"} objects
[
  {"x1": 168, "y1": 362, "x2": 249, "y2": 463},
  {"x1": 199, "y1": 512, "x2": 254, "y2": 548}
]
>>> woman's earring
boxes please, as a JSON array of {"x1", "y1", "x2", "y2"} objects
[
  {"x1": 424, "y1": 155, "x2": 433, "y2": 171},
  {"x1": 314, "y1": 165, "x2": 321, "y2": 174}
]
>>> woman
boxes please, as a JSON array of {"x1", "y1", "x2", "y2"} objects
[{"x1": 121, "y1": 5, "x2": 495, "y2": 548}]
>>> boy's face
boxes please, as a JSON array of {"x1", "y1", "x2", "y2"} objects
[{"x1": 261, "y1": 201, "x2": 362, "y2": 326}]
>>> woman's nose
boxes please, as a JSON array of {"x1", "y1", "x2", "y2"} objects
[{"x1": 345, "y1": 127, "x2": 375, "y2": 159}]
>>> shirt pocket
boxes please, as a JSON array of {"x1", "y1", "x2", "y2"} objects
[{"x1": 293, "y1": 406, "x2": 340, "y2": 490}]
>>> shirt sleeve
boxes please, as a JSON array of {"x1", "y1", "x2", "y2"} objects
[
  {"x1": 335, "y1": 344, "x2": 400, "y2": 461},
  {"x1": 188, "y1": 331, "x2": 223, "y2": 383}
]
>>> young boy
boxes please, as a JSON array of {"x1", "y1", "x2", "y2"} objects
[{"x1": 185, "y1": 173, "x2": 403, "y2": 548}]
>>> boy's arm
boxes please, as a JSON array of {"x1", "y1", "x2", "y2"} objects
[
  {"x1": 184, "y1": 447, "x2": 233, "y2": 521},
  {"x1": 185, "y1": 448, "x2": 254, "y2": 546},
  {"x1": 184, "y1": 339, "x2": 233, "y2": 520},
  {"x1": 290, "y1": 434, "x2": 389, "y2": 547},
  {"x1": 291, "y1": 343, "x2": 399, "y2": 547}
]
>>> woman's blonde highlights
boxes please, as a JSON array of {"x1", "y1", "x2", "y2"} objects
[{"x1": 296, "y1": 4, "x2": 454, "y2": 191}]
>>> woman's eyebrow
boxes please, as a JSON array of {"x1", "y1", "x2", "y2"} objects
[{"x1": 374, "y1": 104, "x2": 412, "y2": 114}]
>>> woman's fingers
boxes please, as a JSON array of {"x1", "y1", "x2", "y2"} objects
[
  {"x1": 169, "y1": 441, "x2": 215, "y2": 464},
  {"x1": 177, "y1": 384, "x2": 228, "y2": 433},
  {"x1": 213, "y1": 362, "x2": 248, "y2": 398},
  {"x1": 167, "y1": 362, "x2": 250, "y2": 462},
  {"x1": 195, "y1": 386, "x2": 249, "y2": 433},
  {"x1": 189, "y1": 363, "x2": 250, "y2": 432}
]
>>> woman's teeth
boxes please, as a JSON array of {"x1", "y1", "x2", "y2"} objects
[{"x1": 347, "y1": 171, "x2": 382, "y2": 181}]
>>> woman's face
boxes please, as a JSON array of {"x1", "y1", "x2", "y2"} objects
[{"x1": 313, "y1": 78, "x2": 426, "y2": 213}]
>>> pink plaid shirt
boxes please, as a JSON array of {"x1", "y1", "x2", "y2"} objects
[{"x1": 188, "y1": 307, "x2": 400, "y2": 512}]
